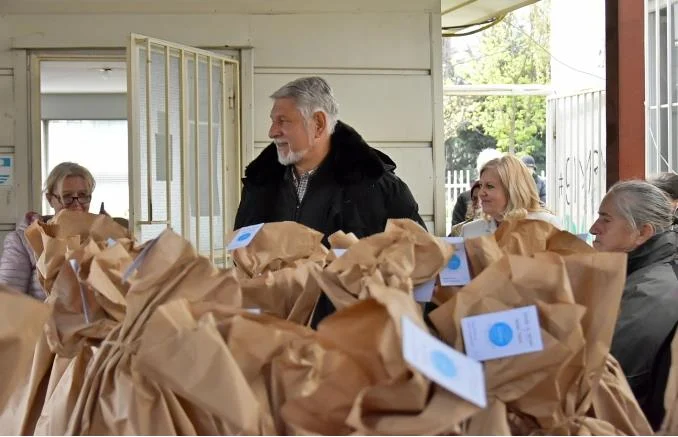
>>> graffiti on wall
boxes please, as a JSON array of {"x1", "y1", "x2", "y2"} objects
[{"x1": 556, "y1": 150, "x2": 603, "y2": 206}]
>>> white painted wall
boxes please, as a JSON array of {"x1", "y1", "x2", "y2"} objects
[{"x1": 0, "y1": 0, "x2": 445, "y2": 251}]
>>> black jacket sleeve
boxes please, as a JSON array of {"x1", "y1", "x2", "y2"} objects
[
  {"x1": 234, "y1": 180, "x2": 255, "y2": 230},
  {"x1": 382, "y1": 173, "x2": 427, "y2": 231},
  {"x1": 452, "y1": 191, "x2": 470, "y2": 226}
]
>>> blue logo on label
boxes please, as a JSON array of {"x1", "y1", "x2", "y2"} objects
[
  {"x1": 489, "y1": 322, "x2": 513, "y2": 347},
  {"x1": 0, "y1": 158, "x2": 10, "y2": 167},
  {"x1": 448, "y1": 254, "x2": 461, "y2": 270},
  {"x1": 237, "y1": 232, "x2": 252, "y2": 242},
  {"x1": 430, "y1": 350, "x2": 457, "y2": 378}
]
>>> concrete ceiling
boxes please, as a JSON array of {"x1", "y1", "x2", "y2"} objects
[{"x1": 41, "y1": 61, "x2": 127, "y2": 94}]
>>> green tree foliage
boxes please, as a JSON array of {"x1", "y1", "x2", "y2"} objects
[
  {"x1": 445, "y1": 121, "x2": 497, "y2": 180},
  {"x1": 444, "y1": 1, "x2": 551, "y2": 173}
]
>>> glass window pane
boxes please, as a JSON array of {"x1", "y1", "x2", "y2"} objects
[{"x1": 44, "y1": 120, "x2": 129, "y2": 219}]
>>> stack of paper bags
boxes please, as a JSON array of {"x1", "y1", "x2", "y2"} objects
[
  {"x1": 430, "y1": 219, "x2": 652, "y2": 435},
  {"x1": 24, "y1": 210, "x2": 130, "y2": 295},
  {"x1": 1, "y1": 215, "x2": 658, "y2": 436},
  {"x1": 131, "y1": 278, "x2": 480, "y2": 435},
  {"x1": 63, "y1": 229, "x2": 242, "y2": 434},
  {"x1": 0, "y1": 211, "x2": 137, "y2": 435}
]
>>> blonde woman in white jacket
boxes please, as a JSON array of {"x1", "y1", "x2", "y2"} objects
[{"x1": 461, "y1": 154, "x2": 562, "y2": 238}]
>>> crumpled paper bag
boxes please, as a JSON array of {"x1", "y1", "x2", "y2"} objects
[
  {"x1": 431, "y1": 254, "x2": 588, "y2": 433},
  {"x1": 135, "y1": 299, "x2": 309, "y2": 435},
  {"x1": 328, "y1": 230, "x2": 359, "y2": 250},
  {"x1": 283, "y1": 279, "x2": 480, "y2": 435},
  {"x1": 464, "y1": 219, "x2": 594, "y2": 276},
  {"x1": 231, "y1": 221, "x2": 329, "y2": 278},
  {"x1": 589, "y1": 355, "x2": 653, "y2": 435},
  {"x1": 66, "y1": 229, "x2": 242, "y2": 435},
  {"x1": 24, "y1": 210, "x2": 130, "y2": 295},
  {"x1": 133, "y1": 277, "x2": 478, "y2": 436},
  {"x1": 43, "y1": 239, "x2": 125, "y2": 358},
  {"x1": 430, "y1": 219, "x2": 651, "y2": 435},
  {"x1": 311, "y1": 219, "x2": 453, "y2": 312},
  {"x1": 0, "y1": 288, "x2": 52, "y2": 435},
  {"x1": 660, "y1": 329, "x2": 678, "y2": 434},
  {"x1": 241, "y1": 261, "x2": 322, "y2": 325}
]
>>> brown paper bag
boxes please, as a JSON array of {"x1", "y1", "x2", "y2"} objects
[
  {"x1": 661, "y1": 328, "x2": 678, "y2": 434},
  {"x1": 589, "y1": 355, "x2": 653, "y2": 435},
  {"x1": 66, "y1": 229, "x2": 242, "y2": 435},
  {"x1": 84, "y1": 240, "x2": 136, "y2": 322},
  {"x1": 43, "y1": 240, "x2": 120, "y2": 358},
  {"x1": 134, "y1": 299, "x2": 279, "y2": 435},
  {"x1": 241, "y1": 261, "x2": 322, "y2": 325},
  {"x1": 431, "y1": 255, "x2": 588, "y2": 428},
  {"x1": 0, "y1": 289, "x2": 53, "y2": 435},
  {"x1": 231, "y1": 221, "x2": 329, "y2": 278},
  {"x1": 328, "y1": 230, "x2": 359, "y2": 249},
  {"x1": 311, "y1": 219, "x2": 453, "y2": 312},
  {"x1": 464, "y1": 219, "x2": 595, "y2": 277},
  {"x1": 25, "y1": 210, "x2": 131, "y2": 295},
  {"x1": 283, "y1": 280, "x2": 480, "y2": 435},
  {"x1": 33, "y1": 346, "x2": 94, "y2": 435}
]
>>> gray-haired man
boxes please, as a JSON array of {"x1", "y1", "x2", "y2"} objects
[{"x1": 234, "y1": 76, "x2": 425, "y2": 327}]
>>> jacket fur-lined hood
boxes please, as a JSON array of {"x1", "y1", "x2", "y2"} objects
[{"x1": 243, "y1": 121, "x2": 396, "y2": 186}]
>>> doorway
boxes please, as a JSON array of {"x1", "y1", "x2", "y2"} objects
[
  {"x1": 30, "y1": 40, "x2": 244, "y2": 266},
  {"x1": 38, "y1": 58, "x2": 129, "y2": 218}
]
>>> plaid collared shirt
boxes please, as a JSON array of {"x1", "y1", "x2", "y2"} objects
[{"x1": 291, "y1": 167, "x2": 316, "y2": 202}]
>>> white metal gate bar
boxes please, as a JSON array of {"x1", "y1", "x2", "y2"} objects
[
  {"x1": 128, "y1": 34, "x2": 240, "y2": 265},
  {"x1": 546, "y1": 90, "x2": 606, "y2": 236},
  {"x1": 645, "y1": 0, "x2": 678, "y2": 175}
]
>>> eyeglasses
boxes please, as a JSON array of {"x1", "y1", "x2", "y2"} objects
[{"x1": 54, "y1": 193, "x2": 92, "y2": 206}]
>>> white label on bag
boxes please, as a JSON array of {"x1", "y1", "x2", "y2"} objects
[
  {"x1": 228, "y1": 223, "x2": 264, "y2": 250},
  {"x1": 461, "y1": 305, "x2": 544, "y2": 362},
  {"x1": 413, "y1": 279, "x2": 436, "y2": 303},
  {"x1": 439, "y1": 237, "x2": 471, "y2": 286},
  {"x1": 332, "y1": 248, "x2": 347, "y2": 257},
  {"x1": 122, "y1": 236, "x2": 160, "y2": 283},
  {"x1": 402, "y1": 316, "x2": 487, "y2": 408}
]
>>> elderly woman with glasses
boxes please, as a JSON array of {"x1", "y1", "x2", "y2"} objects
[{"x1": 0, "y1": 162, "x2": 95, "y2": 299}]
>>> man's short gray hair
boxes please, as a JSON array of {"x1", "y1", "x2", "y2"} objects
[
  {"x1": 606, "y1": 180, "x2": 673, "y2": 234},
  {"x1": 270, "y1": 76, "x2": 339, "y2": 134}
]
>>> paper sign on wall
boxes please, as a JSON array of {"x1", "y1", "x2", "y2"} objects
[
  {"x1": 228, "y1": 223, "x2": 264, "y2": 250},
  {"x1": 401, "y1": 316, "x2": 487, "y2": 408},
  {"x1": 461, "y1": 305, "x2": 544, "y2": 362},
  {"x1": 0, "y1": 156, "x2": 14, "y2": 187},
  {"x1": 439, "y1": 237, "x2": 471, "y2": 286}
]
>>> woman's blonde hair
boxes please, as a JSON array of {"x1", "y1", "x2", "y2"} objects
[
  {"x1": 44, "y1": 162, "x2": 95, "y2": 196},
  {"x1": 480, "y1": 154, "x2": 543, "y2": 220}
]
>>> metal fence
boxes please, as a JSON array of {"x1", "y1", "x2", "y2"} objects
[{"x1": 545, "y1": 90, "x2": 606, "y2": 236}]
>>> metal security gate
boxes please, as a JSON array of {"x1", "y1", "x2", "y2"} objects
[
  {"x1": 127, "y1": 34, "x2": 241, "y2": 266},
  {"x1": 645, "y1": 0, "x2": 678, "y2": 175},
  {"x1": 546, "y1": 90, "x2": 606, "y2": 236}
]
